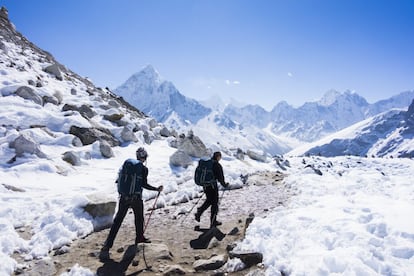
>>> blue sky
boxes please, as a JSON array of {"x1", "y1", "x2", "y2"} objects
[{"x1": 2, "y1": 0, "x2": 413, "y2": 110}]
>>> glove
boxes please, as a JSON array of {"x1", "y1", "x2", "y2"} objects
[{"x1": 158, "y1": 185, "x2": 164, "y2": 192}]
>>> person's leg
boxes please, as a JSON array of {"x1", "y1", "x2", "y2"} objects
[
  {"x1": 210, "y1": 187, "x2": 220, "y2": 227},
  {"x1": 196, "y1": 186, "x2": 214, "y2": 221},
  {"x1": 103, "y1": 197, "x2": 129, "y2": 249},
  {"x1": 131, "y1": 198, "x2": 147, "y2": 244}
]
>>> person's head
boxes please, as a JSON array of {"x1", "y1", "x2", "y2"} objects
[
  {"x1": 212, "y1": 151, "x2": 222, "y2": 161},
  {"x1": 136, "y1": 147, "x2": 148, "y2": 161}
]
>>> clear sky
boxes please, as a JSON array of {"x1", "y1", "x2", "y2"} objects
[{"x1": 2, "y1": 0, "x2": 413, "y2": 110}]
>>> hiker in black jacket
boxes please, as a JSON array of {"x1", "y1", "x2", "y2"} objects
[
  {"x1": 100, "y1": 147, "x2": 163, "y2": 256},
  {"x1": 195, "y1": 151, "x2": 229, "y2": 228}
]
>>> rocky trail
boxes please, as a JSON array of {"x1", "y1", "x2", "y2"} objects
[{"x1": 13, "y1": 171, "x2": 293, "y2": 275}]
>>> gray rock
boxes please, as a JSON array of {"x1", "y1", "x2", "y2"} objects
[
  {"x1": 69, "y1": 126, "x2": 120, "y2": 146},
  {"x1": 62, "y1": 151, "x2": 81, "y2": 166},
  {"x1": 14, "y1": 86, "x2": 43, "y2": 105},
  {"x1": 99, "y1": 140, "x2": 114, "y2": 158},
  {"x1": 177, "y1": 130, "x2": 209, "y2": 158},
  {"x1": 10, "y1": 133, "x2": 46, "y2": 158},
  {"x1": 163, "y1": 264, "x2": 186, "y2": 275},
  {"x1": 138, "y1": 243, "x2": 173, "y2": 261},
  {"x1": 121, "y1": 126, "x2": 138, "y2": 143},
  {"x1": 44, "y1": 63, "x2": 63, "y2": 80},
  {"x1": 169, "y1": 150, "x2": 193, "y2": 168},
  {"x1": 83, "y1": 193, "x2": 116, "y2": 218},
  {"x1": 193, "y1": 254, "x2": 227, "y2": 271},
  {"x1": 159, "y1": 126, "x2": 170, "y2": 137},
  {"x1": 229, "y1": 252, "x2": 263, "y2": 268},
  {"x1": 62, "y1": 104, "x2": 96, "y2": 119},
  {"x1": 247, "y1": 149, "x2": 267, "y2": 162}
]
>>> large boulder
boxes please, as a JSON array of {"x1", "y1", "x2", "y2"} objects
[
  {"x1": 169, "y1": 150, "x2": 193, "y2": 168},
  {"x1": 14, "y1": 86, "x2": 43, "y2": 105},
  {"x1": 69, "y1": 126, "x2": 120, "y2": 146},
  {"x1": 44, "y1": 63, "x2": 63, "y2": 81},
  {"x1": 177, "y1": 130, "x2": 209, "y2": 158},
  {"x1": 99, "y1": 140, "x2": 114, "y2": 158},
  {"x1": 82, "y1": 193, "x2": 116, "y2": 231},
  {"x1": 247, "y1": 149, "x2": 267, "y2": 162},
  {"x1": 120, "y1": 126, "x2": 138, "y2": 143},
  {"x1": 9, "y1": 133, "x2": 46, "y2": 158}
]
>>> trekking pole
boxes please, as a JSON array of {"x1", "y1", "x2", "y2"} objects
[
  {"x1": 143, "y1": 191, "x2": 161, "y2": 234},
  {"x1": 181, "y1": 193, "x2": 204, "y2": 224}
]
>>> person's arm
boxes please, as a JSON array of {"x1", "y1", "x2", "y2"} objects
[
  {"x1": 213, "y1": 162, "x2": 228, "y2": 187},
  {"x1": 141, "y1": 166, "x2": 163, "y2": 192}
]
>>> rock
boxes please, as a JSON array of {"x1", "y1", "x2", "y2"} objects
[
  {"x1": 62, "y1": 104, "x2": 96, "y2": 119},
  {"x1": 177, "y1": 130, "x2": 209, "y2": 158},
  {"x1": 10, "y1": 133, "x2": 46, "y2": 158},
  {"x1": 62, "y1": 151, "x2": 81, "y2": 166},
  {"x1": 169, "y1": 150, "x2": 193, "y2": 168},
  {"x1": 83, "y1": 193, "x2": 116, "y2": 218},
  {"x1": 139, "y1": 243, "x2": 173, "y2": 260},
  {"x1": 229, "y1": 252, "x2": 263, "y2": 268},
  {"x1": 103, "y1": 113, "x2": 124, "y2": 122},
  {"x1": 14, "y1": 86, "x2": 43, "y2": 105},
  {"x1": 163, "y1": 264, "x2": 186, "y2": 275},
  {"x1": 193, "y1": 254, "x2": 227, "y2": 271},
  {"x1": 69, "y1": 126, "x2": 120, "y2": 146},
  {"x1": 247, "y1": 149, "x2": 267, "y2": 162},
  {"x1": 26, "y1": 259, "x2": 57, "y2": 276},
  {"x1": 159, "y1": 126, "x2": 170, "y2": 137},
  {"x1": 99, "y1": 140, "x2": 114, "y2": 158},
  {"x1": 121, "y1": 126, "x2": 138, "y2": 143},
  {"x1": 2, "y1": 183, "x2": 25, "y2": 192},
  {"x1": 42, "y1": 95, "x2": 59, "y2": 105},
  {"x1": 44, "y1": 63, "x2": 63, "y2": 80}
]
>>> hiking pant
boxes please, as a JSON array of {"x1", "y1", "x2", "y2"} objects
[
  {"x1": 104, "y1": 195, "x2": 143, "y2": 248},
  {"x1": 197, "y1": 183, "x2": 219, "y2": 226}
]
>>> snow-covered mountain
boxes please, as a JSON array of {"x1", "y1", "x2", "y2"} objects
[
  {"x1": 114, "y1": 65, "x2": 414, "y2": 156},
  {"x1": 0, "y1": 7, "x2": 167, "y2": 170},
  {"x1": 288, "y1": 99, "x2": 414, "y2": 158},
  {"x1": 114, "y1": 65, "x2": 211, "y2": 125}
]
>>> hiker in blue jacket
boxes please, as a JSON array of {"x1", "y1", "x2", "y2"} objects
[
  {"x1": 101, "y1": 147, "x2": 163, "y2": 255},
  {"x1": 195, "y1": 151, "x2": 229, "y2": 228}
]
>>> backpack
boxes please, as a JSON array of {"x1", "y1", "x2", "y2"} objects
[
  {"x1": 194, "y1": 159, "x2": 216, "y2": 186},
  {"x1": 117, "y1": 159, "x2": 144, "y2": 195}
]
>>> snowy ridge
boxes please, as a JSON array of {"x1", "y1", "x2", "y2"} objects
[
  {"x1": 116, "y1": 65, "x2": 414, "y2": 156},
  {"x1": 288, "y1": 103, "x2": 414, "y2": 158}
]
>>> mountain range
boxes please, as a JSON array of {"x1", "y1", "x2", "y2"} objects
[
  {"x1": 1, "y1": 4, "x2": 413, "y2": 161},
  {"x1": 114, "y1": 65, "x2": 414, "y2": 157}
]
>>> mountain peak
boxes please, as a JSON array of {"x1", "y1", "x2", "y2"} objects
[{"x1": 319, "y1": 89, "x2": 341, "y2": 106}]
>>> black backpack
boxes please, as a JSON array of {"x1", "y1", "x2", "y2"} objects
[
  {"x1": 117, "y1": 159, "x2": 144, "y2": 195},
  {"x1": 194, "y1": 159, "x2": 216, "y2": 186}
]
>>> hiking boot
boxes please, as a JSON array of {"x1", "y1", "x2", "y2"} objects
[
  {"x1": 195, "y1": 213, "x2": 201, "y2": 222},
  {"x1": 99, "y1": 246, "x2": 110, "y2": 261},
  {"x1": 136, "y1": 236, "x2": 151, "y2": 244},
  {"x1": 211, "y1": 220, "x2": 222, "y2": 227}
]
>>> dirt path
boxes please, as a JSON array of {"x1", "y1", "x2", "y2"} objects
[{"x1": 15, "y1": 171, "x2": 292, "y2": 275}]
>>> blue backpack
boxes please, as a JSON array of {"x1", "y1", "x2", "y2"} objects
[
  {"x1": 117, "y1": 159, "x2": 144, "y2": 195},
  {"x1": 194, "y1": 159, "x2": 216, "y2": 186}
]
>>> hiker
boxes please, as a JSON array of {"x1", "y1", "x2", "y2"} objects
[
  {"x1": 195, "y1": 151, "x2": 229, "y2": 227},
  {"x1": 101, "y1": 147, "x2": 163, "y2": 253}
]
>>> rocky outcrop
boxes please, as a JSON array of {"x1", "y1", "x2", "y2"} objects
[{"x1": 69, "y1": 126, "x2": 120, "y2": 146}]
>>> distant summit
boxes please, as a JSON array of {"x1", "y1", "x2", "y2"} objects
[{"x1": 114, "y1": 65, "x2": 211, "y2": 124}]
